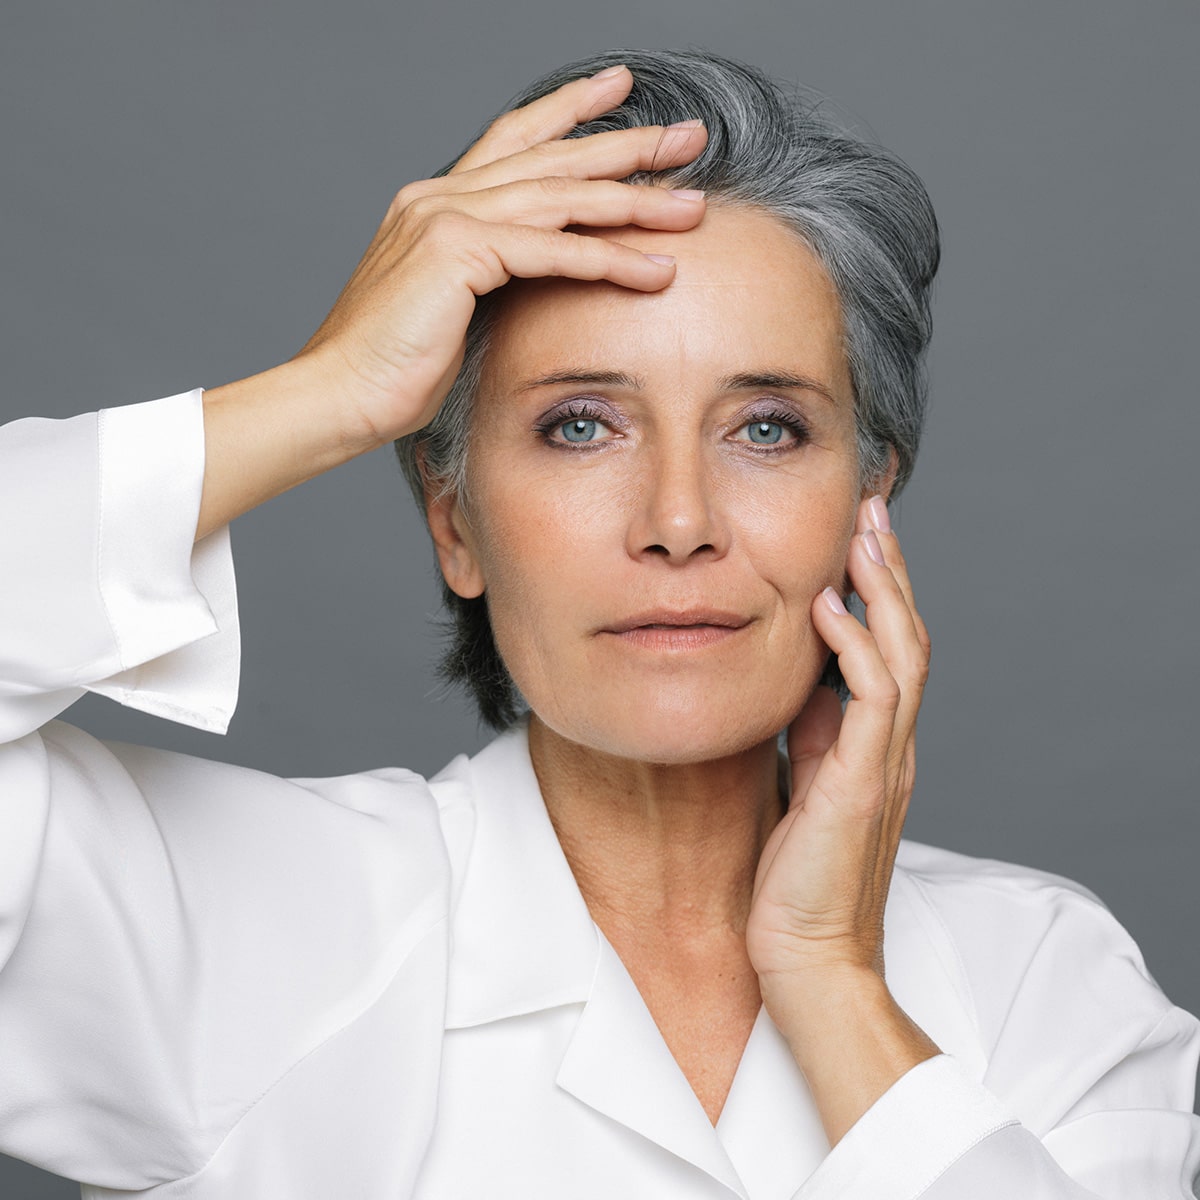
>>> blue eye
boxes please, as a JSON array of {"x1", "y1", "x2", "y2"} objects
[
  {"x1": 537, "y1": 404, "x2": 619, "y2": 447},
  {"x1": 560, "y1": 418, "x2": 599, "y2": 443},
  {"x1": 748, "y1": 421, "x2": 784, "y2": 444},
  {"x1": 732, "y1": 409, "x2": 809, "y2": 449}
]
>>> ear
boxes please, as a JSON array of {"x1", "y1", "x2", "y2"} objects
[
  {"x1": 426, "y1": 488, "x2": 486, "y2": 599},
  {"x1": 419, "y1": 450, "x2": 485, "y2": 600},
  {"x1": 862, "y1": 446, "x2": 900, "y2": 504}
]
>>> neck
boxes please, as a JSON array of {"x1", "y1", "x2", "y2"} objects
[{"x1": 527, "y1": 715, "x2": 786, "y2": 942}]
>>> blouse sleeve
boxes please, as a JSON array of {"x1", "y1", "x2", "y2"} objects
[
  {"x1": 0, "y1": 393, "x2": 448, "y2": 1190},
  {"x1": 0, "y1": 390, "x2": 240, "y2": 743},
  {"x1": 789, "y1": 855, "x2": 1200, "y2": 1200}
]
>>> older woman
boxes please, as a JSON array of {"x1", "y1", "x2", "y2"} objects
[{"x1": 0, "y1": 48, "x2": 1195, "y2": 1199}]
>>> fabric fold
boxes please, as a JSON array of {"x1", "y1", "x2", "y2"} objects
[{"x1": 0, "y1": 389, "x2": 240, "y2": 740}]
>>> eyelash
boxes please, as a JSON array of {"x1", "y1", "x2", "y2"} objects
[
  {"x1": 533, "y1": 399, "x2": 813, "y2": 452},
  {"x1": 735, "y1": 406, "x2": 812, "y2": 451},
  {"x1": 532, "y1": 400, "x2": 616, "y2": 447}
]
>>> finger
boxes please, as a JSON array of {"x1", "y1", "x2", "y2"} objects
[
  {"x1": 451, "y1": 65, "x2": 635, "y2": 174},
  {"x1": 437, "y1": 213, "x2": 682, "y2": 295},
  {"x1": 845, "y1": 530, "x2": 928, "y2": 739},
  {"x1": 841, "y1": 537, "x2": 924, "y2": 859},
  {"x1": 438, "y1": 121, "x2": 709, "y2": 196},
  {"x1": 857, "y1": 495, "x2": 930, "y2": 657},
  {"x1": 805, "y1": 591, "x2": 915, "y2": 890},
  {"x1": 414, "y1": 176, "x2": 707, "y2": 234},
  {"x1": 842, "y1": 524, "x2": 926, "y2": 839},
  {"x1": 808, "y1": 587, "x2": 901, "y2": 807}
]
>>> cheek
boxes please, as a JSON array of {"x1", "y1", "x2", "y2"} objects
[
  {"x1": 725, "y1": 465, "x2": 859, "y2": 588},
  {"x1": 473, "y1": 461, "x2": 857, "y2": 677},
  {"x1": 458, "y1": 457, "x2": 860, "y2": 757},
  {"x1": 471, "y1": 446, "x2": 628, "y2": 590},
  {"x1": 466, "y1": 485, "x2": 600, "y2": 680}
]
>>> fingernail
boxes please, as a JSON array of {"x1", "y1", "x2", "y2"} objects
[
  {"x1": 591, "y1": 65, "x2": 626, "y2": 79},
  {"x1": 868, "y1": 494, "x2": 891, "y2": 534},
  {"x1": 668, "y1": 188, "x2": 705, "y2": 202},
  {"x1": 643, "y1": 253, "x2": 675, "y2": 266},
  {"x1": 863, "y1": 529, "x2": 886, "y2": 566},
  {"x1": 667, "y1": 118, "x2": 705, "y2": 129},
  {"x1": 822, "y1": 587, "x2": 849, "y2": 615}
]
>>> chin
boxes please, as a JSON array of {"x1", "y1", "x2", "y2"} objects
[{"x1": 532, "y1": 682, "x2": 799, "y2": 767}]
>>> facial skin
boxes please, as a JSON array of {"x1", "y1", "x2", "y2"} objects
[{"x1": 429, "y1": 205, "x2": 872, "y2": 765}]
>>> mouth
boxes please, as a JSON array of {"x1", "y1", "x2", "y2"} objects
[
  {"x1": 605, "y1": 609, "x2": 751, "y2": 634},
  {"x1": 600, "y1": 609, "x2": 753, "y2": 650}
]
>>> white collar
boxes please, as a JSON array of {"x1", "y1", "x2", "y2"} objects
[
  {"x1": 426, "y1": 718, "x2": 987, "y2": 1195},
  {"x1": 428, "y1": 719, "x2": 760, "y2": 1189},
  {"x1": 429, "y1": 717, "x2": 599, "y2": 1030}
]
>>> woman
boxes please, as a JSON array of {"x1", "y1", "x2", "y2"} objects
[{"x1": 0, "y1": 47, "x2": 1196, "y2": 1199}]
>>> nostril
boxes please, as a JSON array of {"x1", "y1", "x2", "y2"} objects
[{"x1": 642, "y1": 541, "x2": 717, "y2": 560}]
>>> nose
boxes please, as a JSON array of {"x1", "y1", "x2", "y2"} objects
[{"x1": 626, "y1": 444, "x2": 730, "y2": 564}]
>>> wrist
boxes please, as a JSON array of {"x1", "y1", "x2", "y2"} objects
[
  {"x1": 760, "y1": 961, "x2": 891, "y2": 1043},
  {"x1": 196, "y1": 357, "x2": 383, "y2": 541},
  {"x1": 282, "y1": 347, "x2": 397, "y2": 456},
  {"x1": 761, "y1": 964, "x2": 941, "y2": 1146}
]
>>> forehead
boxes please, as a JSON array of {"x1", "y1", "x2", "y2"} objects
[{"x1": 480, "y1": 205, "x2": 852, "y2": 400}]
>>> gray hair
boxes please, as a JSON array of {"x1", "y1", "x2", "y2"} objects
[{"x1": 393, "y1": 47, "x2": 940, "y2": 728}]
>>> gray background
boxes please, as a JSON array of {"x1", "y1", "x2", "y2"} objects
[{"x1": 2, "y1": 0, "x2": 1197, "y2": 1192}]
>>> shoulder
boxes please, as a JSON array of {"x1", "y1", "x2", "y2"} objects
[
  {"x1": 36, "y1": 719, "x2": 453, "y2": 1031},
  {"x1": 41, "y1": 715, "x2": 446, "y2": 827},
  {"x1": 892, "y1": 838, "x2": 1179, "y2": 1062},
  {"x1": 894, "y1": 837, "x2": 1151, "y2": 988},
  {"x1": 894, "y1": 837, "x2": 1109, "y2": 914},
  {"x1": 16, "y1": 722, "x2": 456, "y2": 1177}
]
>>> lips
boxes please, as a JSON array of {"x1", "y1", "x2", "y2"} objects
[{"x1": 603, "y1": 609, "x2": 752, "y2": 634}]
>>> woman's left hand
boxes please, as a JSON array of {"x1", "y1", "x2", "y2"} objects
[
  {"x1": 746, "y1": 493, "x2": 931, "y2": 985},
  {"x1": 745, "y1": 495, "x2": 940, "y2": 1143}
]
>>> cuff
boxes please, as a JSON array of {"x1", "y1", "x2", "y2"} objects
[
  {"x1": 792, "y1": 1055, "x2": 1018, "y2": 1200},
  {"x1": 87, "y1": 388, "x2": 241, "y2": 733}
]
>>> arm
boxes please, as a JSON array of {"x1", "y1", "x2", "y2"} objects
[
  {"x1": 747, "y1": 495, "x2": 940, "y2": 1147},
  {"x1": 0, "y1": 393, "x2": 244, "y2": 1184},
  {"x1": 780, "y1": 899, "x2": 1200, "y2": 1199},
  {"x1": 0, "y1": 395, "x2": 454, "y2": 1187},
  {"x1": 0, "y1": 390, "x2": 238, "y2": 743},
  {"x1": 746, "y1": 502, "x2": 1200, "y2": 1197},
  {"x1": 0, "y1": 68, "x2": 710, "y2": 1184},
  {"x1": 192, "y1": 67, "x2": 710, "y2": 543}
]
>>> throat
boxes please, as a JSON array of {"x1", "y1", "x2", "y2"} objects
[
  {"x1": 523, "y1": 716, "x2": 785, "y2": 1123},
  {"x1": 527, "y1": 716, "x2": 786, "y2": 936},
  {"x1": 605, "y1": 925, "x2": 764, "y2": 1126}
]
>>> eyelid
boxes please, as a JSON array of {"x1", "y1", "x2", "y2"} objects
[
  {"x1": 740, "y1": 395, "x2": 810, "y2": 419},
  {"x1": 533, "y1": 394, "x2": 812, "y2": 445},
  {"x1": 534, "y1": 396, "x2": 624, "y2": 445},
  {"x1": 729, "y1": 399, "x2": 812, "y2": 445},
  {"x1": 536, "y1": 395, "x2": 619, "y2": 422}
]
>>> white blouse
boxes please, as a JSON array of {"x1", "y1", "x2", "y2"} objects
[{"x1": 1, "y1": 389, "x2": 1198, "y2": 1200}]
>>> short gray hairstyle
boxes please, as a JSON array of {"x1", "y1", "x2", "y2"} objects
[{"x1": 394, "y1": 47, "x2": 940, "y2": 728}]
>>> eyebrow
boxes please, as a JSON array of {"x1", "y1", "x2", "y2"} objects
[{"x1": 513, "y1": 368, "x2": 836, "y2": 404}]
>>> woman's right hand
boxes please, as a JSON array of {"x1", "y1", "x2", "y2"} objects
[
  {"x1": 297, "y1": 64, "x2": 709, "y2": 448},
  {"x1": 195, "y1": 65, "x2": 707, "y2": 540}
]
